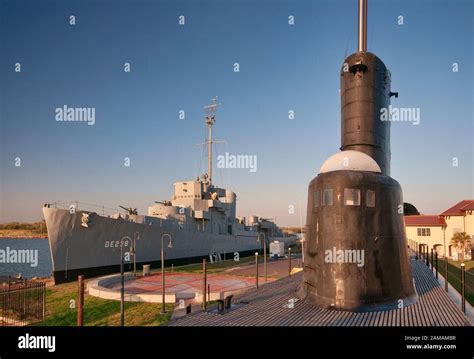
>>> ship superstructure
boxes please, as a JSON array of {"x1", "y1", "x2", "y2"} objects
[{"x1": 43, "y1": 98, "x2": 293, "y2": 283}]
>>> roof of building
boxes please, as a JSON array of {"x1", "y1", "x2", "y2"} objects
[
  {"x1": 460, "y1": 201, "x2": 474, "y2": 211},
  {"x1": 440, "y1": 200, "x2": 474, "y2": 216},
  {"x1": 404, "y1": 215, "x2": 446, "y2": 227}
]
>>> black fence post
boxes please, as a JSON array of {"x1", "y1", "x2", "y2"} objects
[
  {"x1": 430, "y1": 248, "x2": 434, "y2": 272},
  {"x1": 445, "y1": 259, "x2": 449, "y2": 292},
  {"x1": 461, "y1": 263, "x2": 466, "y2": 313},
  {"x1": 207, "y1": 284, "x2": 210, "y2": 308}
]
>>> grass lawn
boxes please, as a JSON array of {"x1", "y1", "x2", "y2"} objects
[
  {"x1": 436, "y1": 258, "x2": 474, "y2": 306},
  {"x1": 31, "y1": 256, "x2": 265, "y2": 326},
  {"x1": 33, "y1": 281, "x2": 172, "y2": 326}
]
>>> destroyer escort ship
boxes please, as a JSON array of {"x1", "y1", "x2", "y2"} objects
[{"x1": 43, "y1": 99, "x2": 295, "y2": 283}]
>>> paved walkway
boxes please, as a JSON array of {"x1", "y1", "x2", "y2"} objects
[
  {"x1": 107, "y1": 272, "x2": 272, "y2": 297},
  {"x1": 225, "y1": 257, "x2": 303, "y2": 278},
  {"x1": 169, "y1": 255, "x2": 471, "y2": 326}
]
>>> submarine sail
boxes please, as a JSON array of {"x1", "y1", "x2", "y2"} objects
[{"x1": 298, "y1": 0, "x2": 417, "y2": 311}]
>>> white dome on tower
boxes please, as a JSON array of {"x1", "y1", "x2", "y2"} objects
[{"x1": 319, "y1": 150, "x2": 381, "y2": 174}]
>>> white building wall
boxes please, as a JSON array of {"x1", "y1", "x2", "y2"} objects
[
  {"x1": 405, "y1": 226, "x2": 446, "y2": 256},
  {"x1": 443, "y1": 216, "x2": 465, "y2": 239},
  {"x1": 443, "y1": 213, "x2": 473, "y2": 260}
]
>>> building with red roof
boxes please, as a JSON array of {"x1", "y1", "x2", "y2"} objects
[
  {"x1": 440, "y1": 200, "x2": 474, "y2": 216},
  {"x1": 404, "y1": 215, "x2": 446, "y2": 227},
  {"x1": 404, "y1": 200, "x2": 473, "y2": 260}
]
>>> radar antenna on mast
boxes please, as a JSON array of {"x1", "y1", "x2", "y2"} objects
[
  {"x1": 203, "y1": 97, "x2": 220, "y2": 185},
  {"x1": 204, "y1": 96, "x2": 219, "y2": 123}
]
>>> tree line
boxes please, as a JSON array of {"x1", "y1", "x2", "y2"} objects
[{"x1": 0, "y1": 220, "x2": 46, "y2": 231}]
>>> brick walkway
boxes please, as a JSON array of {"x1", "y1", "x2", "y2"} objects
[{"x1": 107, "y1": 272, "x2": 266, "y2": 295}]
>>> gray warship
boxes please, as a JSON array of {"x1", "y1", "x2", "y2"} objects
[{"x1": 43, "y1": 98, "x2": 295, "y2": 283}]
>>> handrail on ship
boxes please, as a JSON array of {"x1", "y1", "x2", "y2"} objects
[
  {"x1": 48, "y1": 200, "x2": 121, "y2": 216},
  {"x1": 47, "y1": 200, "x2": 187, "y2": 228}
]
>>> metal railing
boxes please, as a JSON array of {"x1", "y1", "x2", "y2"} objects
[
  {"x1": 408, "y1": 239, "x2": 473, "y2": 313},
  {"x1": 0, "y1": 278, "x2": 45, "y2": 326}
]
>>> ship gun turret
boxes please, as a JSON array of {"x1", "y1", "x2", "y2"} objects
[
  {"x1": 119, "y1": 205, "x2": 138, "y2": 215},
  {"x1": 155, "y1": 200, "x2": 172, "y2": 206}
]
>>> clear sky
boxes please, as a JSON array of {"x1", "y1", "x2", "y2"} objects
[{"x1": 0, "y1": 0, "x2": 473, "y2": 226}]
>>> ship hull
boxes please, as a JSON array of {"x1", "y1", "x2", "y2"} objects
[{"x1": 43, "y1": 207, "x2": 294, "y2": 283}]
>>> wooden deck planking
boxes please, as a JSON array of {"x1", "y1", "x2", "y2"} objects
[{"x1": 169, "y1": 254, "x2": 470, "y2": 327}]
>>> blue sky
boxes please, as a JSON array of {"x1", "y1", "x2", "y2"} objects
[{"x1": 0, "y1": 0, "x2": 473, "y2": 226}]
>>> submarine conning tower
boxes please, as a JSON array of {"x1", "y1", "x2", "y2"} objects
[
  {"x1": 298, "y1": 0, "x2": 417, "y2": 312},
  {"x1": 340, "y1": 0, "x2": 395, "y2": 176},
  {"x1": 341, "y1": 53, "x2": 392, "y2": 176}
]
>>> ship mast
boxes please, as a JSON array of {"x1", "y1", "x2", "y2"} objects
[
  {"x1": 358, "y1": 0, "x2": 367, "y2": 52},
  {"x1": 203, "y1": 97, "x2": 219, "y2": 185}
]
